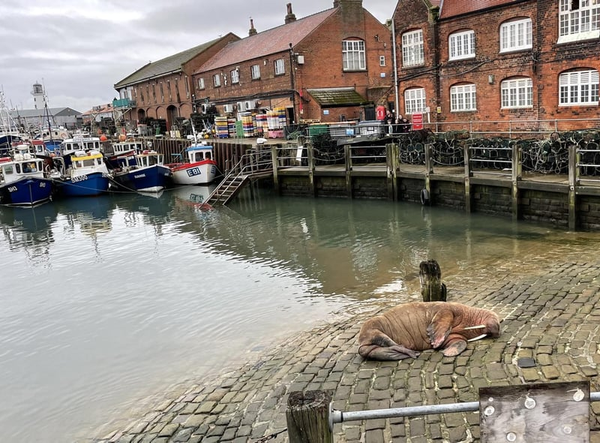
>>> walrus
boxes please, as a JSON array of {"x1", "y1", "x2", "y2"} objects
[{"x1": 358, "y1": 302, "x2": 500, "y2": 361}]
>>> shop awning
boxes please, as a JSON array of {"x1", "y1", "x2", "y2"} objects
[{"x1": 307, "y1": 88, "x2": 368, "y2": 108}]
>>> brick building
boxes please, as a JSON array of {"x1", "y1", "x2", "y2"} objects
[
  {"x1": 192, "y1": 1, "x2": 394, "y2": 125},
  {"x1": 114, "y1": 34, "x2": 239, "y2": 132},
  {"x1": 393, "y1": 0, "x2": 600, "y2": 131}
]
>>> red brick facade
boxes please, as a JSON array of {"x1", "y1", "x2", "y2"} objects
[
  {"x1": 393, "y1": 0, "x2": 600, "y2": 131},
  {"x1": 192, "y1": 1, "x2": 393, "y2": 124},
  {"x1": 115, "y1": 34, "x2": 239, "y2": 131}
]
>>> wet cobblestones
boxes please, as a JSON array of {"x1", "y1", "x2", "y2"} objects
[{"x1": 96, "y1": 261, "x2": 600, "y2": 442}]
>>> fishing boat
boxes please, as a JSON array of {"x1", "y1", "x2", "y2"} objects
[
  {"x1": 104, "y1": 139, "x2": 144, "y2": 170},
  {"x1": 0, "y1": 146, "x2": 53, "y2": 206},
  {"x1": 168, "y1": 143, "x2": 217, "y2": 185},
  {"x1": 52, "y1": 149, "x2": 110, "y2": 197},
  {"x1": 0, "y1": 91, "x2": 28, "y2": 155},
  {"x1": 111, "y1": 149, "x2": 172, "y2": 193}
]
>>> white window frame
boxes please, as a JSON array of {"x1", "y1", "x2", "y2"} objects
[
  {"x1": 500, "y1": 18, "x2": 533, "y2": 52},
  {"x1": 342, "y1": 40, "x2": 366, "y2": 71},
  {"x1": 404, "y1": 88, "x2": 426, "y2": 115},
  {"x1": 559, "y1": 0, "x2": 600, "y2": 43},
  {"x1": 231, "y1": 69, "x2": 239, "y2": 84},
  {"x1": 449, "y1": 30, "x2": 476, "y2": 61},
  {"x1": 402, "y1": 30, "x2": 424, "y2": 67},
  {"x1": 559, "y1": 69, "x2": 600, "y2": 105},
  {"x1": 198, "y1": 78, "x2": 205, "y2": 90},
  {"x1": 501, "y1": 78, "x2": 533, "y2": 109},
  {"x1": 251, "y1": 64, "x2": 261, "y2": 80},
  {"x1": 213, "y1": 74, "x2": 221, "y2": 87},
  {"x1": 274, "y1": 59, "x2": 285, "y2": 75},
  {"x1": 379, "y1": 56, "x2": 386, "y2": 67},
  {"x1": 450, "y1": 84, "x2": 477, "y2": 111}
]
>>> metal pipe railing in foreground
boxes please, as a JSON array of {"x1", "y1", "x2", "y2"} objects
[{"x1": 329, "y1": 391, "x2": 600, "y2": 428}]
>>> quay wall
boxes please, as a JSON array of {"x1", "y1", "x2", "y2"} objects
[
  {"x1": 147, "y1": 136, "x2": 600, "y2": 231},
  {"x1": 276, "y1": 173, "x2": 600, "y2": 231}
]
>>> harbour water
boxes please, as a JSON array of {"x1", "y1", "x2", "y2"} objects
[{"x1": 1, "y1": 185, "x2": 600, "y2": 442}]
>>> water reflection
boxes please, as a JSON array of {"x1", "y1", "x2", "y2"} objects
[
  {"x1": 1, "y1": 187, "x2": 600, "y2": 443},
  {"x1": 0, "y1": 204, "x2": 58, "y2": 269}
]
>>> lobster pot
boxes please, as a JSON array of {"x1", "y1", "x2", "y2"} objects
[
  {"x1": 241, "y1": 112, "x2": 254, "y2": 138},
  {"x1": 276, "y1": 107, "x2": 287, "y2": 128},
  {"x1": 215, "y1": 117, "x2": 229, "y2": 138},
  {"x1": 255, "y1": 114, "x2": 267, "y2": 135},
  {"x1": 227, "y1": 118, "x2": 237, "y2": 137}
]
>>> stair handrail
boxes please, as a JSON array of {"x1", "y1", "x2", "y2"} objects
[{"x1": 207, "y1": 150, "x2": 273, "y2": 204}]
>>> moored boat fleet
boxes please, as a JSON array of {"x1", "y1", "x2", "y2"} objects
[{"x1": 0, "y1": 135, "x2": 219, "y2": 207}]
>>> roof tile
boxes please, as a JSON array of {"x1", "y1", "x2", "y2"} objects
[
  {"x1": 440, "y1": 0, "x2": 518, "y2": 19},
  {"x1": 197, "y1": 9, "x2": 336, "y2": 73}
]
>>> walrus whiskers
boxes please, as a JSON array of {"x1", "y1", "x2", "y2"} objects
[{"x1": 467, "y1": 333, "x2": 488, "y2": 342}]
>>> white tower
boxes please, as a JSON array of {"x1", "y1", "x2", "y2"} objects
[{"x1": 31, "y1": 82, "x2": 45, "y2": 109}]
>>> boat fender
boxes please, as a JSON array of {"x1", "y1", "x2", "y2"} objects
[{"x1": 420, "y1": 188, "x2": 430, "y2": 206}]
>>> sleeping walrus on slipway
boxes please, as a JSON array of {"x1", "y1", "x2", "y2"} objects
[{"x1": 358, "y1": 302, "x2": 500, "y2": 361}]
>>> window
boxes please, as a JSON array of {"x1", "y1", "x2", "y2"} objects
[
  {"x1": 213, "y1": 74, "x2": 221, "y2": 87},
  {"x1": 559, "y1": 0, "x2": 600, "y2": 42},
  {"x1": 500, "y1": 18, "x2": 533, "y2": 52},
  {"x1": 559, "y1": 69, "x2": 599, "y2": 105},
  {"x1": 274, "y1": 59, "x2": 285, "y2": 75},
  {"x1": 449, "y1": 30, "x2": 476, "y2": 60},
  {"x1": 402, "y1": 30, "x2": 424, "y2": 67},
  {"x1": 404, "y1": 88, "x2": 426, "y2": 115},
  {"x1": 251, "y1": 64, "x2": 261, "y2": 80},
  {"x1": 379, "y1": 56, "x2": 386, "y2": 67},
  {"x1": 198, "y1": 78, "x2": 205, "y2": 90},
  {"x1": 501, "y1": 78, "x2": 533, "y2": 108},
  {"x1": 450, "y1": 84, "x2": 477, "y2": 111},
  {"x1": 342, "y1": 40, "x2": 366, "y2": 71},
  {"x1": 231, "y1": 69, "x2": 239, "y2": 84}
]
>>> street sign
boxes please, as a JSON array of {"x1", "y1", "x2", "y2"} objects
[{"x1": 412, "y1": 113, "x2": 423, "y2": 130}]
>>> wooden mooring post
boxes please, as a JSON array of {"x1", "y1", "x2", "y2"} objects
[
  {"x1": 286, "y1": 390, "x2": 333, "y2": 443},
  {"x1": 419, "y1": 259, "x2": 447, "y2": 302}
]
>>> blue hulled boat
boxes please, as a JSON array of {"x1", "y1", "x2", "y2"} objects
[
  {"x1": 112, "y1": 150, "x2": 172, "y2": 193},
  {"x1": 53, "y1": 150, "x2": 111, "y2": 197},
  {"x1": 0, "y1": 149, "x2": 52, "y2": 206}
]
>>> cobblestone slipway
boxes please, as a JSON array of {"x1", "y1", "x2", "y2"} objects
[{"x1": 95, "y1": 261, "x2": 600, "y2": 442}]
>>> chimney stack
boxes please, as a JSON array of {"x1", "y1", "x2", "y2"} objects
[
  {"x1": 249, "y1": 18, "x2": 257, "y2": 36},
  {"x1": 285, "y1": 3, "x2": 297, "y2": 24}
]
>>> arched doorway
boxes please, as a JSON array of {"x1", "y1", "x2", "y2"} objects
[{"x1": 167, "y1": 105, "x2": 178, "y2": 132}]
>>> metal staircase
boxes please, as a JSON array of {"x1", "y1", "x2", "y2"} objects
[{"x1": 206, "y1": 150, "x2": 273, "y2": 206}]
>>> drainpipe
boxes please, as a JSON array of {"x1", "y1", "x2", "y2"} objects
[
  {"x1": 392, "y1": 16, "x2": 400, "y2": 123},
  {"x1": 289, "y1": 43, "x2": 296, "y2": 125}
]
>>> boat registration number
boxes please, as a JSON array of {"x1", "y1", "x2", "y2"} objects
[
  {"x1": 187, "y1": 168, "x2": 201, "y2": 177},
  {"x1": 72, "y1": 175, "x2": 88, "y2": 183},
  {"x1": 7, "y1": 186, "x2": 17, "y2": 193}
]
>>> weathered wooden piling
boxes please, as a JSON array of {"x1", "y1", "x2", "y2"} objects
[
  {"x1": 286, "y1": 390, "x2": 333, "y2": 443},
  {"x1": 419, "y1": 259, "x2": 447, "y2": 302}
]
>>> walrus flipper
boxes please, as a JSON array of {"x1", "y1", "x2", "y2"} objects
[
  {"x1": 358, "y1": 330, "x2": 420, "y2": 361},
  {"x1": 427, "y1": 309, "x2": 455, "y2": 349},
  {"x1": 359, "y1": 343, "x2": 420, "y2": 361},
  {"x1": 441, "y1": 336, "x2": 468, "y2": 357}
]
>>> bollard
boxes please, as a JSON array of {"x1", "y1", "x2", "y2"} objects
[
  {"x1": 286, "y1": 390, "x2": 333, "y2": 443},
  {"x1": 419, "y1": 259, "x2": 447, "y2": 302}
]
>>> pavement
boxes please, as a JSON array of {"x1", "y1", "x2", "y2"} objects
[{"x1": 94, "y1": 260, "x2": 600, "y2": 443}]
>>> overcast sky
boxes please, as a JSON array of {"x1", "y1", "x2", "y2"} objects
[{"x1": 1, "y1": 0, "x2": 395, "y2": 114}]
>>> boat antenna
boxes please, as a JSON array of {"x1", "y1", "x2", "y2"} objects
[{"x1": 190, "y1": 117, "x2": 198, "y2": 142}]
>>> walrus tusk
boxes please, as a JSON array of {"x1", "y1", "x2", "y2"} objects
[
  {"x1": 467, "y1": 333, "x2": 488, "y2": 342},
  {"x1": 462, "y1": 325, "x2": 486, "y2": 330}
]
